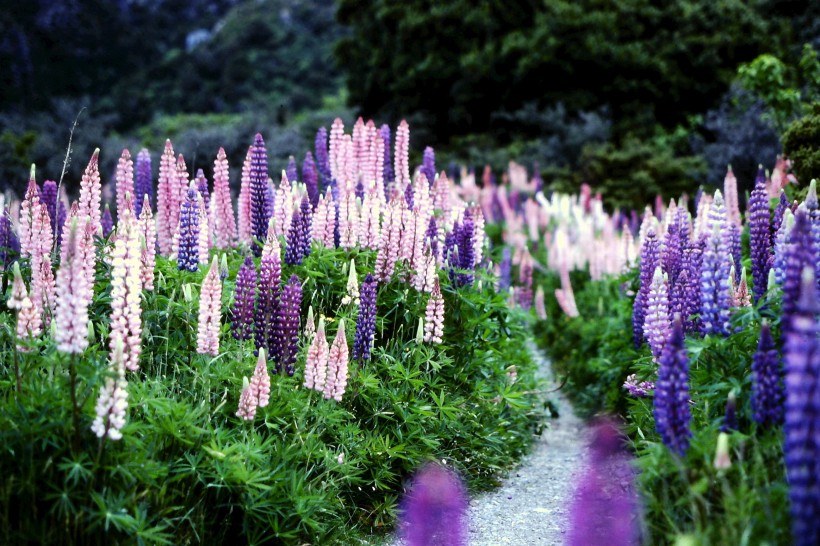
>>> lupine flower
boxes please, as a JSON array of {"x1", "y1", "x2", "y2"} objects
[
  {"x1": 782, "y1": 209, "x2": 814, "y2": 337},
  {"x1": 784, "y1": 268, "x2": 820, "y2": 546},
  {"x1": 701, "y1": 225, "x2": 732, "y2": 337},
  {"x1": 773, "y1": 208, "x2": 795, "y2": 285},
  {"x1": 399, "y1": 463, "x2": 467, "y2": 546},
  {"x1": 661, "y1": 214, "x2": 682, "y2": 287},
  {"x1": 752, "y1": 321, "x2": 783, "y2": 426},
  {"x1": 231, "y1": 257, "x2": 257, "y2": 341},
  {"x1": 644, "y1": 267, "x2": 670, "y2": 361},
  {"x1": 424, "y1": 277, "x2": 445, "y2": 344},
  {"x1": 726, "y1": 222, "x2": 742, "y2": 285},
  {"x1": 134, "y1": 148, "x2": 152, "y2": 217},
  {"x1": 303, "y1": 151, "x2": 319, "y2": 207},
  {"x1": 286, "y1": 155, "x2": 298, "y2": 184},
  {"x1": 255, "y1": 236, "x2": 281, "y2": 358},
  {"x1": 40, "y1": 179, "x2": 58, "y2": 238},
  {"x1": 568, "y1": 419, "x2": 640, "y2": 546},
  {"x1": 394, "y1": 120, "x2": 410, "y2": 189},
  {"x1": 623, "y1": 374, "x2": 654, "y2": 397},
  {"x1": 534, "y1": 285, "x2": 547, "y2": 320},
  {"x1": 19, "y1": 165, "x2": 41, "y2": 258},
  {"x1": 721, "y1": 391, "x2": 738, "y2": 432},
  {"x1": 177, "y1": 186, "x2": 201, "y2": 272},
  {"x1": 54, "y1": 217, "x2": 92, "y2": 353},
  {"x1": 723, "y1": 165, "x2": 741, "y2": 226},
  {"x1": 273, "y1": 171, "x2": 293, "y2": 238},
  {"x1": 0, "y1": 208, "x2": 19, "y2": 270},
  {"x1": 210, "y1": 147, "x2": 237, "y2": 248},
  {"x1": 498, "y1": 247, "x2": 512, "y2": 292},
  {"x1": 109, "y1": 199, "x2": 143, "y2": 372},
  {"x1": 304, "y1": 306, "x2": 316, "y2": 340},
  {"x1": 422, "y1": 146, "x2": 436, "y2": 188},
  {"x1": 749, "y1": 172, "x2": 772, "y2": 302},
  {"x1": 713, "y1": 432, "x2": 732, "y2": 470},
  {"x1": 78, "y1": 149, "x2": 102, "y2": 236},
  {"x1": 284, "y1": 205, "x2": 305, "y2": 265},
  {"x1": 379, "y1": 124, "x2": 393, "y2": 185},
  {"x1": 517, "y1": 248, "x2": 534, "y2": 310},
  {"x1": 138, "y1": 195, "x2": 156, "y2": 291},
  {"x1": 196, "y1": 257, "x2": 223, "y2": 356},
  {"x1": 304, "y1": 316, "x2": 329, "y2": 391},
  {"x1": 654, "y1": 316, "x2": 692, "y2": 456},
  {"x1": 90, "y1": 338, "x2": 129, "y2": 441},
  {"x1": 324, "y1": 319, "x2": 349, "y2": 401},
  {"x1": 342, "y1": 258, "x2": 360, "y2": 306},
  {"x1": 8, "y1": 261, "x2": 29, "y2": 310},
  {"x1": 251, "y1": 349, "x2": 271, "y2": 408},
  {"x1": 156, "y1": 140, "x2": 178, "y2": 255},
  {"x1": 249, "y1": 133, "x2": 270, "y2": 255},
  {"x1": 633, "y1": 229, "x2": 659, "y2": 347},
  {"x1": 173, "y1": 155, "x2": 190, "y2": 256},
  {"x1": 732, "y1": 268, "x2": 751, "y2": 307},
  {"x1": 315, "y1": 127, "x2": 332, "y2": 190},
  {"x1": 806, "y1": 180, "x2": 820, "y2": 290},
  {"x1": 101, "y1": 205, "x2": 114, "y2": 238},
  {"x1": 772, "y1": 190, "x2": 789, "y2": 247},
  {"x1": 237, "y1": 147, "x2": 253, "y2": 245},
  {"x1": 236, "y1": 376, "x2": 258, "y2": 421},
  {"x1": 116, "y1": 149, "x2": 135, "y2": 217},
  {"x1": 353, "y1": 273, "x2": 378, "y2": 361},
  {"x1": 273, "y1": 274, "x2": 301, "y2": 376}
]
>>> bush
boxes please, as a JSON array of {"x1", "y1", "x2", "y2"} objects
[{"x1": 782, "y1": 102, "x2": 820, "y2": 184}]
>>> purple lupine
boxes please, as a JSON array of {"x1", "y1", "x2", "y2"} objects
[
  {"x1": 0, "y1": 208, "x2": 20, "y2": 269},
  {"x1": 498, "y1": 247, "x2": 512, "y2": 292},
  {"x1": 255, "y1": 249, "x2": 281, "y2": 358},
  {"x1": 623, "y1": 374, "x2": 654, "y2": 398},
  {"x1": 633, "y1": 229, "x2": 659, "y2": 347},
  {"x1": 654, "y1": 316, "x2": 692, "y2": 456},
  {"x1": 568, "y1": 420, "x2": 640, "y2": 546},
  {"x1": 752, "y1": 321, "x2": 783, "y2": 426},
  {"x1": 249, "y1": 133, "x2": 270, "y2": 256},
  {"x1": 101, "y1": 205, "x2": 114, "y2": 238},
  {"x1": 772, "y1": 190, "x2": 789, "y2": 248},
  {"x1": 56, "y1": 199, "x2": 67, "y2": 247},
  {"x1": 422, "y1": 146, "x2": 436, "y2": 188},
  {"x1": 298, "y1": 196, "x2": 312, "y2": 258},
  {"x1": 457, "y1": 210, "x2": 475, "y2": 281},
  {"x1": 284, "y1": 206, "x2": 305, "y2": 266},
  {"x1": 399, "y1": 463, "x2": 467, "y2": 546},
  {"x1": 303, "y1": 151, "x2": 319, "y2": 207},
  {"x1": 404, "y1": 181, "x2": 415, "y2": 210},
  {"x1": 720, "y1": 392, "x2": 738, "y2": 432},
  {"x1": 231, "y1": 257, "x2": 257, "y2": 341},
  {"x1": 177, "y1": 187, "x2": 200, "y2": 272},
  {"x1": 681, "y1": 238, "x2": 705, "y2": 333},
  {"x1": 782, "y1": 209, "x2": 815, "y2": 337},
  {"x1": 380, "y1": 124, "x2": 393, "y2": 185},
  {"x1": 286, "y1": 155, "x2": 298, "y2": 184},
  {"x1": 727, "y1": 222, "x2": 742, "y2": 285},
  {"x1": 135, "y1": 148, "x2": 152, "y2": 217},
  {"x1": 273, "y1": 275, "x2": 301, "y2": 375},
  {"x1": 40, "y1": 180, "x2": 58, "y2": 237},
  {"x1": 805, "y1": 180, "x2": 820, "y2": 291},
  {"x1": 783, "y1": 268, "x2": 820, "y2": 546},
  {"x1": 195, "y1": 169, "x2": 210, "y2": 212},
  {"x1": 315, "y1": 127, "x2": 331, "y2": 191},
  {"x1": 353, "y1": 273, "x2": 377, "y2": 361},
  {"x1": 749, "y1": 173, "x2": 772, "y2": 303},
  {"x1": 700, "y1": 226, "x2": 732, "y2": 337},
  {"x1": 662, "y1": 213, "x2": 682, "y2": 285},
  {"x1": 425, "y1": 216, "x2": 439, "y2": 261}
]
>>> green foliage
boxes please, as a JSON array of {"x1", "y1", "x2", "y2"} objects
[
  {"x1": 0, "y1": 243, "x2": 541, "y2": 544},
  {"x1": 782, "y1": 102, "x2": 820, "y2": 184}
]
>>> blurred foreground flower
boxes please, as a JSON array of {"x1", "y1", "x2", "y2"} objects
[{"x1": 400, "y1": 463, "x2": 467, "y2": 546}]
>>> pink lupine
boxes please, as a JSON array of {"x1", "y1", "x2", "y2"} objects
[
  {"x1": 375, "y1": 201, "x2": 399, "y2": 282},
  {"x1": 171, "y1": 154, "x2": 191, "y2": 257},
  {"x1": 723, "y1": 166, "x2": 741, "y2": 226},
  {"x1": 29, "y1": 203, "x2": 56, "y2": 325},
  {"x1": 324, "y1": 319, "x2": 349, "y2": 402},
  {"x1": 358, "y1": 192, "x2": 381, "y2": 250},
  {"x1": 555, "y1": 261, "x2": 580, "y2": 318},
  {"x1": 78, "y1": 149, "x2": 102, "y2": 236},
  {"x1": 424, "y1": 277, "x2": 445, "y2": 343},
  {"x1": 412, "y1": 244, "x2": 437, "y2": 293},
  {"x1": 91, "y1": 338, "x2": 129, "y2": 441},
  {"x1": 10, "y1": 262, "x2": 41, "y2": 344},
  {"x1": 156, "y1": 140, "x2": 178, "y2": 255},
  {"x1": 196, "y1": 256, "x2": 223, "y2": 356},
  {"x1": 116, "y1": 149, "x2": 135, "y2": 217},
  {"x1": 19, "y1": 165, "x2": 40, "y2": 258},
  {"x1": 109, "y1": 201, "x2": 143, "y2": 372},
  {"x1": 138, "y1": 195, "x2": 156, "y2": 290},
  {"x1": 197, "y1": 196, "x2": 210, "y2": 264},
  {"x1": 433, "y1": 171, "x2": 452, "y2": 220},
  {"x1": 305, "y1": 316, "x2": 330, "y2": 391},
  {"x1": 732, "y1": 268, "x2": 752, "y2": 308},
  {"x1": 211, "y1": 147, "x2": 237, "y2": 248},
  {"x1": 238, "y1": 147, "x2": 253, "y2": 245},
  {"x1": 273, "y1": 171, "x2": 293, "y2": 238},
  {"x1": 236, "y1": 376, "x2": 258, "y2": 421},
  {"x1": 329, "y1": 118, "x2": 345, "y2": 183},
  {"x1": 8, "y1": 262, "x2": 29, "y2": 310},
  {"x1": 535, "y1": 285, "x2": 547, "y2": 320},
  {"x1": 251, "y1": 349, "x2": 271, "y2": 408},
  {"x1": 340, "y1": 194, "x2": 359, "y2": 248},
  {"x1": 54, "y1": 217, "x2": 92, "y2": 353},
  {"x1": 394, "y1": 120, "x2": 410, "y2": 189}
]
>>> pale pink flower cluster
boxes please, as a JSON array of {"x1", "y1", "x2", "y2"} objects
[
  {"x1": 424, "y1": 278, "x2": 444, "y2": 344},
  {"x1": 394, "y1": 120, "x2": 410, "y2": 189},
  {"x1": 197, "y1": 192, "x2": 210, "y2": 264},
  {"x1": 29, "y1": 204, "x2": 56, "y2": 327},
  {"x1": 273, "y1": 171, "x2": 293, "y2": 238},
  {"x1": 10, "y1": 263, "x2": 39, "y2": 346},
  {"x1": 91, "y1": 339, "x2": 129, "y2": 441},
  {"x1": 108, "y1": 204, "x2": 143, "y2": 372},
  {"x1": 534, "y1": 285, "x2": 548, "y2": 320},
  {"x1": 196, "y1": 257, "x2": 223, "y2": 356},
  {"x1": 312, "y1": 192, "x2": 336, "y2": 248},
  {"x1": 78, "y1": 150, "x2": 102, "y2": 236},
  {"x1": 236, "y1": 350, "x2": 271, "y2": 420},
  {"x1": 211, "y1": 147, "x2": 237, "y2": 248},
  {"x1": 18, "y1": 166, "x2": 40, "y2": 259},
  {"x1": 323, "y1": 320, "x2": 349, "y2": 402},
  {"x1": 237, "y1": 147, "x2": 252, "y2": 245},
  {"x1": 116, "y1": 149, "x2": 135, "y2": 217},
  {"x1": 156, "y1": 140, "x2": 181, "y2": 255},
  {"x1": 54, "y1": 217, "x2": 92, "y2": 353},
  {"x1": 138, "y1": 195, "x2": 156, "y2": 290},
  {"x1": 555, "y1": 261, "x2": 580, "y2": 318},
  {"x1": 304, "y1": 317, "x2": 329, "y2": 392}
]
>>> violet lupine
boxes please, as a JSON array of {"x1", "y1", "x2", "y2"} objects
[
  {"x1": 654, "y1": 316, "x2": 692, "y2": 456},
  {"x1": 399, "y1": 463, "x2": 467, "y2": 546},
  {"x1": 156, "y1": 140, "x2": 178, "y2": 255},
  {"x1": 54, "y1": 217, "x2": 92, "y2": 353},
  {"x1": 644, "y1": 267, "x2": 670, "y2": 361},
  {"x1": 752, "y1": 320, "x2": 783, "y2": 426},
  {"x1": 304, "y1": 316, "x2": 330, "y2": 391},
  {"x1": 55, "y1": 199, "x2": 67, "y2": 247},
  {"x1": 633, "y1": 229, "x2": 659, "y2": 347},
  {"x1": 255, "y1": 236, "x2": 281, "y2": 358},
  {"x1": 109, "y1": 198, "x2": 143, "y2": 372},
  {"x1": 231, "y1": 257, "x2": 257, "y2": 341},
  {"x1": 662, "y1": 215, "x2": 682, "y2": 286},
  {"x1": 195, "y1": 169, "x2": 210, "y2": 212},
  {"x1": 196, "y1": 257, "x2": 223, "y2": 356},
  {"x1": 782, "y1": 209, "x2": 815, "y2": 337},
  {"x1": 249, "y1": 133, "x2": 270, "y2": 256},
  {"x1": 101, "y1": 205, "x2": 114, "y2": 238},
  {"x1": 454, "y1": 210, "x2": 475, "y2": 287},
  {"x1": 784, "y1": 268, "x2": 820, "y2": 546},
  {"x1": 286, "y1": 155, "x2": 298, "y2": 184},
  {"x1": 379, "y1": 124, "x2": 393, "y2": 186},
  {"x1": 0, "y1": 208, "x2": 19, "y2": 270},
  {"x1": 138, "y1": 196, "x2": 156, "y2": 291},
  {"x1": 177, "y1": 186, "x2": 201, "y2": 272},
  {"x1": 78, "y1": 149, "x2": 102, "y2": 237},
  {"x1": 424, "y1": 277, "x2": 445, "y2": 344},
  {"x1": 303, "y1": 151, "x2": 320, "y2": 207},
  {"x1": 806, "y1": 179, "x2": 820, "y2": 290},
  {"x1": 91, "y1": 338, "x2": 129, "y2": 441},
  {"x1": 323, "y1": 319, "x2": 349, "y2": 401},
  {"x1": 211, "y1": 147, "x2": 237, "y2": 249},
  {"x1": 315, "y1": 127, "x2": 332, "y2": 190},
  {"x1": 297, "y1": 196, "x2": 313, "y2": 261},
  {"x1": 284, "y1": 206, "x2": 304, "y2": 265},
  {"x1": 701, "y1": 226, "x2": 732, "y2": 337},
  {"x1": 567, "y1": 420, "x2": 640, "y2": 546},
  {"x1": 749, "y1": 172, "x2": 772, "y2": 303},
  {"x1": 134, "y1": 148, "x2": 152, "y2": 217},
  {"x1": 518, "y1": 249, "x2": 534, "y2": 310},
  {"x1": 40, "y1": 179, "x2": 58, "y2": 238},
  {"x1": 772, "y1": 190, "x2": 789, "y2": 248},
  {"x1": 273, "y1": 274, "x2": 301, "y2": 376},
  {"x1": 116, "y1": 149, "x2": 135, "y2": 217},
  {"x1": 422, "y1": 146, "x2": 436, "y2": 188},
  {"x1": 353, "y1": 273, "x2": 377, "y2": 361},
  {"x1": 498, "y1": 247, "x2": 512, "y2": 292},
  {"x1": 623, "y1": 374, "x2": 654, "y2": 397}
]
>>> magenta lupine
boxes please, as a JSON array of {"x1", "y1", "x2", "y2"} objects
[
  {"x1": 329, "y1": 118, "x2": 344, "y2": 183},
  {"x1": 231, "y1": 257, "x2": 257, "y2": 341},
  {"x1": 54, "y1": 217, "x2": 92, "y2": 353},
  {"x1": 78, "y1": 149, "x2": 102, "y2": 236},
  {"x1": 424, "y1": 277, "x2": 445, "y2": 344},
  {"x1": 255, "y1": 236, "x2": 281, "y2": 358},
  {"x1": 784, "y1": 268, "x2": 820, "y2": 546},
  {"x1": 358, "y1": 192, "x2": 382, "y2": 251},
  {"x1": 156, "y1": 140, "x2": 178, "y2": 255},
  {"x1": 749, "y1": 172, "x2": 772, "y2": 302},
  {"x1": 134, "y1": 148, "x2": 152, "y2": 217},
  {"x1": 29, "y1": 201, "x2": 55, "y2": 327},
  {"x1": 249, "y1": 134, "x2": 270, "y2": 255},
  {"x1": 177, "y1": 186, "x2": 201, "y2": 272},
  {"x1": 211, "y1": 147, "x2": 237, "y2": 248},
  {"x1": 782, "y1": 209, "x2": 815, "y2": 337},
  {"x1": 101, "y1": 205, "x2": 114, "y2": 238},
  {"x1": 752, "y1": 320, "x2": 783, "y2": 426},
  {"x1": 238, "y1": 147, "x2": 252, "y2": 245},
  {"x1": 633, "y1": 229, "x2": 659, "y2": 347},
  {"x1": 91, "y1": 338, "x2": 129, "y2": 441},
  {"x1": 115, "y1": 149, "x2": 135, "y2": 217},
  {"x1": 273, "y1": 171, "x2": 293, "y2": 238},
  {"x1": 196, "y1": 257, "x2": 222, "y2": 356},
  {"x1": 399, "y1": 463, "x2": 467, "y2": 546},
  {"x1": 304, "y1": 316, "x2": 330, "y2": 391},
  {"x1": 654, "y1": 316, "x2": 692, "y2": 456},
  {"x1": 353, "y1": 274, "x2": 378, "y2": 361},
  {"x1": 324, "y1": 320, "x2": 349, "y2": 401},
  {"x1": 11, "y1": 261, "x2": 41, "y2": 344},
  {"x1": 273, "y1": 275, "x2": 302, "y2": 376},
  {"x1": 644, "y1": 267, "x2": 670, "y2": 361},
  {"x1": 733, "y1": 268, "x2": 752, "y2": 307},
  {"x1": 567, "y1": 420, "x2": 640, "y2": 546}
]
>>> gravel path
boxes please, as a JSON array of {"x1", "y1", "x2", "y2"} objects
[{"x1": 378, "y1": 342, "x2": 589, "y2": 546}]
